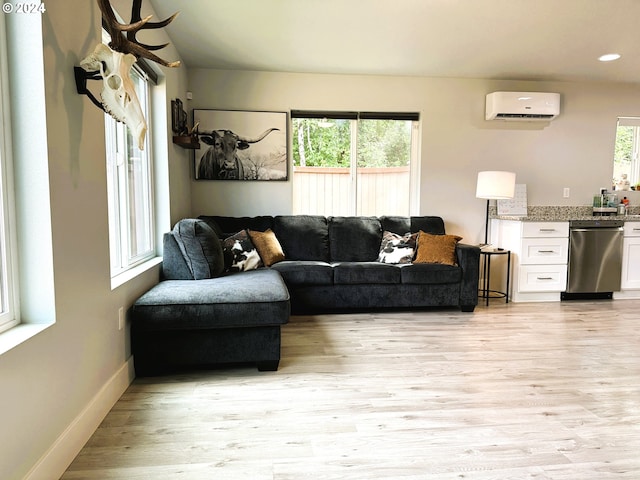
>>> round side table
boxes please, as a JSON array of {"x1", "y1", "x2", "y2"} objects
[{"x1": 479, "y1": 248, "x2": 511, "y2": 306}]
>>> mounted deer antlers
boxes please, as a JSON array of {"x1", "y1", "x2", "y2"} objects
[
  {"x1": 76, "y1": 0, "x2": 181, "y2": 150},
  {"x1": 97, "y1": 0, "x2": 180, "y2": 68}
]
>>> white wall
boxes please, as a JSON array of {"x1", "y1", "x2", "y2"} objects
[
  {"x1": 188, "y1": 69, "x2": 640, "y2": 244},
  {"x1": 0, "y1": 1, "x2": 191, "y2": 479}
]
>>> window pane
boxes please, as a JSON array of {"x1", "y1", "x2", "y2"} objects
[
  {"x1": 613, "y1": 125, "x2": 633, "y2": 185},
  {"x1": 126, "y1": 128, "x2": 153, "y2": 260},
  {"x1": 292, "y1": 117, "x2": 350, "y2": 167},
  {"x1": 0, "y1": 21, "x2": 16, "y2": 332},
  {"x1": 356, "y1": 119, "x2": 411, "y2": 216},
  {"x1": 105, "y1": 66, "x2": 154, "y2": 275},
  {"x1": 292, "y1": 117, "x2": 353, "y2": 216}
]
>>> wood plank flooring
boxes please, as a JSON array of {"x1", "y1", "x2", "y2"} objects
[{"x1": 62, "y1": 300, "x2": 640, "y2": 479}]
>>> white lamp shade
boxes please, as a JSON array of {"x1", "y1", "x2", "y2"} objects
[{"x1": 476, "y1": 171, "x2": 516, "y2": 199}]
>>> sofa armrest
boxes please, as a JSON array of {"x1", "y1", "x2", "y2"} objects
[
  {"x1": 456, "y1": 243, "x2": 480, "y2": 308},
  {"x1": 161, "y1": 233, "x2": 193, "y2": 280}
]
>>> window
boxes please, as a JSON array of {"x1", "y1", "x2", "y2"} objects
[
  {"x1": 613, "y1": 117, "x2": 640, "y2": 191},
  {"x1": 0, "y1": 15, "x2": 18, "y2": 334},
  {"x1": 105, "y1": 65, "x2": 155, "y2": 276},
  {"x1": 291, "y1": 111, "x2": 420, "y2": 216}
]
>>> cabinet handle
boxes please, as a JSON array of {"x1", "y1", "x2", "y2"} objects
[
  {"x1": 538, "y1": 250, "x2": 556, "y2": 253},
  {"x1": 537, "y1": 276, "x2": 554, "y2": 280},
  {"x1": 539, "y1": 229, "x2": 556, "y2": 232}
]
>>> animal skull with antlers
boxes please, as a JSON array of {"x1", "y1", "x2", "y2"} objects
[{"x1": 79, "y1": 0, "x2": 180, "y2": 150}]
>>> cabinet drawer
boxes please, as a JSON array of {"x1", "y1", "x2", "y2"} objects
[
  {"x1": 522, "y1": 222, "x2": 569, "y2": 238},
  {"x1": 519, "y1": 265, "x2": 567, "y2": 292},
  {"x1": 520, "y1": 238, "x2": 568, "y2": 264},
  {"x1": 623, "y1": 222, "x2": 640, "y2": 237}
]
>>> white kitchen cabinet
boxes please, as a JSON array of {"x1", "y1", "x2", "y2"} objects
[
  {"x1": 620, "y1": 222, "x2": 640, "y2": 292},
  {"x1": 491, "y1": 220, "x2": 569, "y2": 302}
]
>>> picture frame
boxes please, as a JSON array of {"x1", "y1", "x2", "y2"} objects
[
  {"x1": 171, "y1": 98, "x2": 187, "y2": 134},
  {"x1": 193, "y1": 109, "x2": 288, "y2": 181}
]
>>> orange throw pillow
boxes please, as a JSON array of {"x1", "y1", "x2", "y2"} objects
[
  {"x1": 413, "y1": 231, "x2": 462, "y2": 266},
  {"x1": 248, "y1": 229, "x2": 285, "y2": 266}
]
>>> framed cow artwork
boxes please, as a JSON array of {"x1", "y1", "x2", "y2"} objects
[{"x1": 193, "y1": 109, "x2": 288, "y2": 181}]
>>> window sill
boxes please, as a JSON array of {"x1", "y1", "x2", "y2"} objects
[
  {"x1": 0, "y1": 322, "x2": 53, "y2": 356},
  {"x1": 110, "y1": 256, "x2": 162, "y2": 290}
]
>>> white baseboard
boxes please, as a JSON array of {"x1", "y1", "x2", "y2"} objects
[
  {"x1": 25, "y1": 357, "x2": 135, "y2": 480},
  {"x1": 613, "y1": 290, "x2": 640, "y2": 300}
]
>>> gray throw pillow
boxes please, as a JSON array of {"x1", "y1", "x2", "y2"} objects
[{"x1": 172, "y1": 219, "x2": 224, "y2": 279}]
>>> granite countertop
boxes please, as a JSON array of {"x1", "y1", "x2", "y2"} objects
[{"x1": 490, "y1": 205, "x2": 640, "y2": 222}]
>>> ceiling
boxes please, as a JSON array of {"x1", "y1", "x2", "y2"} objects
[{"x1": 147, "y1": 0, "x2": 640, "y2": 84}]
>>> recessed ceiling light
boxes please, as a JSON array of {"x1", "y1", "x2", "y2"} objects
[{"x1": 598, "y1": 53, "x2": 621, "y2": 62}]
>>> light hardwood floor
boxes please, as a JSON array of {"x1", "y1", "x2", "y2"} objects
[{"x1": 62, "y1": 300, "x2": 640, "y2": 479}]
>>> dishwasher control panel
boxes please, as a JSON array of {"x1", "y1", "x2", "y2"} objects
[{"x1": 569, "y1": 219, "x2": 624, "y2": 229}]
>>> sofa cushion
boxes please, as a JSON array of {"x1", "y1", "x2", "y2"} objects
[
  {"x1": 132, "y1": 269, "x2": 290, "y2": 330},
  {"x1": 414, "y1": 231, "x2": 462, "y2": 266},
  {"x1": 199, "y1": 215, "x2": 274, "y2": 238},
  {"x1": 380, "y1": 216, "x2": 411, "y2": 235},
  {"x1": 377, "y1": 231, "x2": 418, "y2": 264},
  {"x1": 411, "y1": 216, "x2": 446, "y2": 235},
  {"x1": 400, "y1": 263, "x2": 462, "y2": 284},
  {"x1": 222, "y1": 230, "x2": 263, "y2": 272},
  {"x1": 248, "y1": 229, "x2": 285, "y2": 266},
  {"x1": 273, "y1": 215, "x2": 329, "y2": 262},
  {"x1": 271, "y1": 260, "x2": 334, "y2": 285},
  {"x1": 329, "y1": 216, "x2": 382, "y2": 262},
  {"x1": 172, "y1": 219, "x2": 224, "y2": 280},
  {"x1": 333, "y1": 262, "x2": 401, "y2": 285}
]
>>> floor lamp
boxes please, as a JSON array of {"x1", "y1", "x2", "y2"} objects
[{"x1": 475, "y1": 171, "x2": 516, "y2": 246}]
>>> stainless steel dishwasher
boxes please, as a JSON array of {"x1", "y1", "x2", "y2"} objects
[{"x1": 562, "y1": 219, "x2": 624, "y2": 299}]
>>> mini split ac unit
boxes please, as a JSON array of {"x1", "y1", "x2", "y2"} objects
[{"x1": 485, "y1": 91, "x2": 561, "y2": 121}]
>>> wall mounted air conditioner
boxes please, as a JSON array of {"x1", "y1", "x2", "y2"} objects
[{"x1": 485, "y1": 91, "x2": 561, "y2": 121}]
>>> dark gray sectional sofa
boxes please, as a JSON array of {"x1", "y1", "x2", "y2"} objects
[
  {"x1": 131, "y1": 215, "x2": 480, "y2": 375},
  {"x1": 200, "y1": 214, "x2": 480, "y2": 313}
]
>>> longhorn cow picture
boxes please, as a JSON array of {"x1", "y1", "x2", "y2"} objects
[{"x1": 194, "y1": 110, "x2": 288, "y2": 181}]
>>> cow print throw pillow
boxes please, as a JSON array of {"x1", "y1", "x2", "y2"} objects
[
  {"x1": 222, "y1": 230, "x2": 263, "y2": 272},
  {"x1": 377, "y1": 231, "x2": 418, "y2": 264}
]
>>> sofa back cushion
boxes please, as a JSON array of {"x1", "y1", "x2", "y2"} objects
[
  {"x1": 411, "y1": 216, "x2": 445, "y2": 235},
  {"x1": 380, "y1": 216, "x2": 411, "y2": 235},
  {"x1": 329, "y1": 216, "x2": 382, "y2": 262},
  {"x1": 169, "y1": 219, "x2": 225, "y2": 279},
  {"x1": 198, "y1": 215, "x2": 274, "y2": 238},
  {"x1": 274, "y1": 215, "x2": 329, "y2": 262}
]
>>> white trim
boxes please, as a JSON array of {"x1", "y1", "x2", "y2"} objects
[
  {"x1": 0, "y1": 322, "x2": 52, "y2": 356},
  {"x1": 0, "y1": 5, "x2": 20, "y2": 334},
  {"x1": 24, "y1": 357, "x2": 135, "y2": 480},
  {"x1": 613, "y1": 290, "x2": 640, "y2": 300},
  {"x1": 111, "y1": 255, "x2": 162, "y2": 290}
]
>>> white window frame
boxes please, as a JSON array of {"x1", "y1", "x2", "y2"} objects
[
  {"x1": 0, "y1": 14, "x2": 19, "y2": 334},
  {"x1": 291, "y1": 111, "x2": 421, "y2": 216},
  {"x1": 614, "y1": 117, "x2": 640, "y2": 188},
  {"x1": 104, "y1": 62, "x2": 156, "y2": 278}
]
